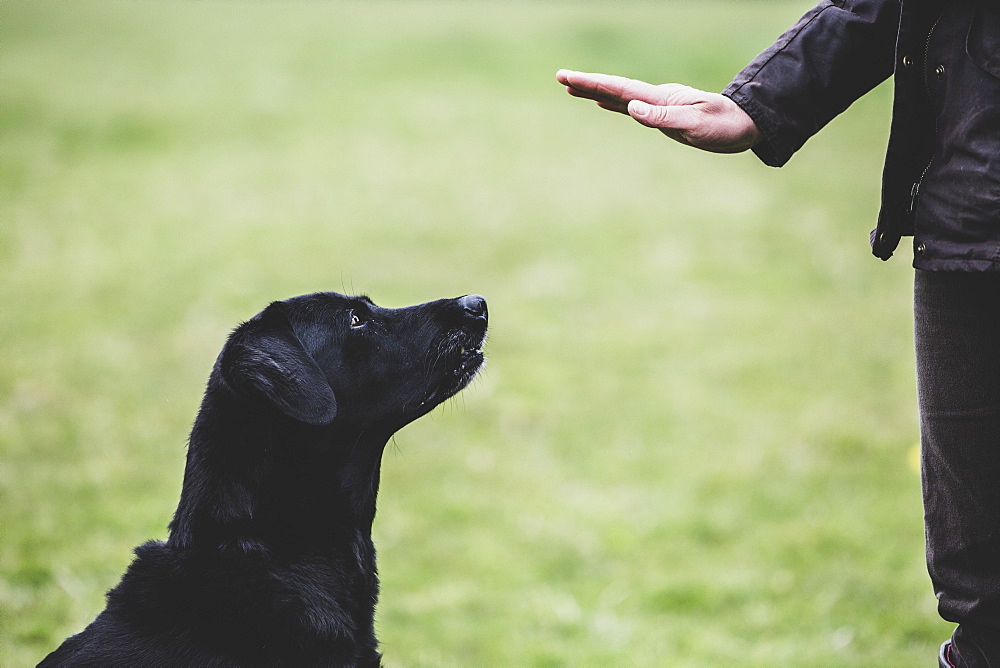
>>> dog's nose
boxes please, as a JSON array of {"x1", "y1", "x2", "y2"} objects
[{"x1": 458, "y1": 294, "x2": 487, "y2": 320}]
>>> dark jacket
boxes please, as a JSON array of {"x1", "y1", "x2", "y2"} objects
[{"x1": 722, "y1": 0, "x2": 1000, "y2": 270}]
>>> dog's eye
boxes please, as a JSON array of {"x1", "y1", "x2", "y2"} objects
[{"x1": 349, "y1": 313, "x2": 366, "y2": 329}]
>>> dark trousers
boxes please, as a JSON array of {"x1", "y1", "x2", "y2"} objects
[{"x1": 915, "y1": 269, "x2": 1000, "y2": 665}]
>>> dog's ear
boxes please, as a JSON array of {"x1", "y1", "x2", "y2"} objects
[{"x1": 220, "y1": 305, "x2": 337, "y2": 426}]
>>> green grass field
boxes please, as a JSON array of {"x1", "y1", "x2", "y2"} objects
[{"x1": 2, "y1": 1, "x2": 947, "y2": 664}]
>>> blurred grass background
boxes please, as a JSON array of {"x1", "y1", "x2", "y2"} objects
[{"x1": 1, "y1": 1, "x2": 944, "y2": 664}]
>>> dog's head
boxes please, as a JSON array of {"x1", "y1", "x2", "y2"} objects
[{"x1": 216, "y1": 292, "x2": 488, "y2": 431}]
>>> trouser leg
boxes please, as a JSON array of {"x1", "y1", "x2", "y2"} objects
[{"x1": 915, "y1": 269, "x2": 1000, "y2": 665}]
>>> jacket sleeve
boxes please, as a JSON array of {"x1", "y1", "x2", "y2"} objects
[{"x1": 723, "y1": 0, "x2": 900, "y2": 167}]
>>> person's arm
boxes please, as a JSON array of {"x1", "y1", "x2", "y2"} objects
[
  {"x1": 558, "y1": 0, "x2": 899, "y2": 165},
  {"x1": 725, "y1": 0, "x2": 900, "y2": 167}
]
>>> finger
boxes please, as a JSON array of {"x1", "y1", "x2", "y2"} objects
[
  {"x1": 595, "y1": 100, "x2": 631, "y2": 115},
  {"x1": 558, "y1": 70, "x2": 660, "y2": 104},
  {"x1": 565, "y1": 86, "x2": 632, "y2": 115},
  {"x1": 564, "y1": 85, "x2": 603, "y2": 102},
  {"x1": 564, "y1": 83, "x2": 629, "y2": 108},
  {"x1": 558, "y1": 69, "x2": 614, "y2": 88}
]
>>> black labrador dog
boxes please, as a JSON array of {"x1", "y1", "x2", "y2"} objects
[{"x1": 39, "y1": 291, "x2": 488, "y2": 667}]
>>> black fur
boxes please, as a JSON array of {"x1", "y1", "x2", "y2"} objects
[{"x1": 39, "y1": 292, "x2": 488, "y2": 667}]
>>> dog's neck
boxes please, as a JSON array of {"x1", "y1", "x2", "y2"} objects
[
  {"x1": 157, "y1": 382, "x2": 387, "y2": 657},
  {"x1": 168, "y1": 382, "x2": 392, "y2": 555}
]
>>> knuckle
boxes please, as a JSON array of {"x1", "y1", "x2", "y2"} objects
[{"x1": 657, "y1": 82, "x2": 687, "y2": 98}]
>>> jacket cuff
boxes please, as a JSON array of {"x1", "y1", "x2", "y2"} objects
[{"x1": 722, "y1": 86, "x2": 786, "y2": 167}]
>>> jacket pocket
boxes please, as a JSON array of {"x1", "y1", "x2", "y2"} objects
[{"x1": 967, "y1": 4, "x2": 1000, "y2": 78}]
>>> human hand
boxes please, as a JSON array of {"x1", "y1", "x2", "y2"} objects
[{"x1": 556, "y1": 69, "x2": 761, "y2": 154}]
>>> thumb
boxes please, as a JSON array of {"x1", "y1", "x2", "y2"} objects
[{"x1": 628, "y1": 100, "x2": 690, "y2": 129}]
